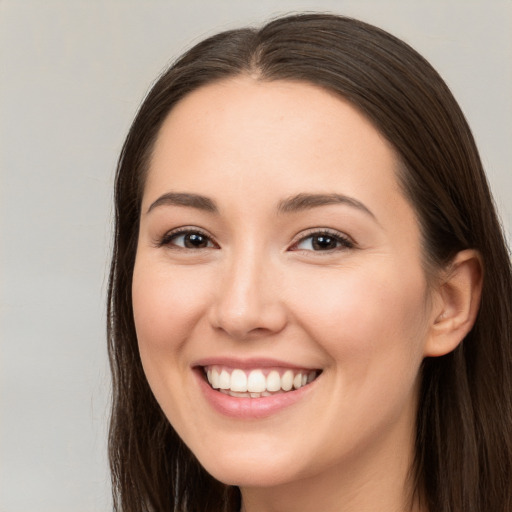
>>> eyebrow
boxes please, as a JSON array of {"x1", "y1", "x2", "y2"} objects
[
  {"x1": 146, "y1": 191, "x2": 376, "y2": 220},
  {"x1": 277, "y1": 193, "x2": 376, "y2": 219},
  {"x1": 147, "y1": 192, "x2": 218, "y2": 214}
]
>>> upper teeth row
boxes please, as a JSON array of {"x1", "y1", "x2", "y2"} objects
[{"x1": 206, "y1": 366, "x2": 317, "y2": 393}]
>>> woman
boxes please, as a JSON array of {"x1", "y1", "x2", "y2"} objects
[{"x1": 107, "y1": 13, "x2": 512, "y2": 512}]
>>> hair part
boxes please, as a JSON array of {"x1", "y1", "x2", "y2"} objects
[{"x1": 108, "y1": 13, "x2": 512, "y2": 511}]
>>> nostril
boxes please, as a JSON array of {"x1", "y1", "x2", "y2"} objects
[{"x1": 208, "y1": 273, "x2": 288, "y2": 339}]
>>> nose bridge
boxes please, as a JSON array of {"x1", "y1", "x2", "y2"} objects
[{"x1": 210, "y1": 240, "x2": 286, "y2": 339}]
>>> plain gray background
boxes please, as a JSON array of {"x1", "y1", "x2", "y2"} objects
[{"x1": 1, "y1": 1, "x2": 511, "y2": 510}]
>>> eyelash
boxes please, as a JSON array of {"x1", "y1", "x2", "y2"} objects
[
  {"x1": 289, "y1": 229, "x2": 354, "y2": 252},
  {"x1": 157, "y1": 227, "x2": 355, "y2": 253},
  {"x1": 157, "y1": 227, "x2": 217, "y2": 249}
]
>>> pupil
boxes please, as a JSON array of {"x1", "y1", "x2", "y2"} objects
[
  {"x1": 312, "y1": 235, "x2": 337, "y2": 250},
  {"x1": 185, "y1": 233, "x2": 207, "y2": 248}
]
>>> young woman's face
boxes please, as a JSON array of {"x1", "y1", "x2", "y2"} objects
[{"x1": 132, "y1": 78, "x2": 437, "y2": 490}]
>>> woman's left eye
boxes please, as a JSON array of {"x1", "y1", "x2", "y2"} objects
[{"x1": 291, "y1": 231, "x2": 354, "y2": 252}]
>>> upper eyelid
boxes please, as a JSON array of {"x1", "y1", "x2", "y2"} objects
[
  {"x1": 290, "y1": 228, "x2": 354, "y2": 245},
  {"x1": 167, "y1": 226, "x2": 211, "y2": 237}
]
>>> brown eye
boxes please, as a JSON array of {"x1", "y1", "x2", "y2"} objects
[
  {"x1": 162, "y1": 230, "x2": 215, "y2": 249},
  {"x1": 310, "y1": 235, "x2": 339, "y2": 250},
  {"x1": 182, "y1": 232, "x2": 210, "y2": 248},
  {"x1": 292, "y1": 231, "x2": 354, "y2": 252}
]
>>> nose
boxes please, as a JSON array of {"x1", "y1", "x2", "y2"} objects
[{"x1": 208, "y1": 249, "x2": 288, "y2": 340}]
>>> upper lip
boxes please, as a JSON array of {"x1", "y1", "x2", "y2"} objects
[{"x1": 193, "y1": 356, "x2": 320, "y2": 371}]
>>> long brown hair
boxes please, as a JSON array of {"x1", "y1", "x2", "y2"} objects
[{"x1": 108, "y1": 13, "x2": 512, "y2": 511}]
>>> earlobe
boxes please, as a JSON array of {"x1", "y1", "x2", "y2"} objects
[{"x1": 424, "y1": 249, "x2": 483, "y2": 357}]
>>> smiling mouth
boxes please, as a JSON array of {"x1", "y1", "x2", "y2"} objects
[{"x1": 202, "y1": 365, "x2": 321, "y2": 398}]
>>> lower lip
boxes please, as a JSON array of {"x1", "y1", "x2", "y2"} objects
[{"x1": 194, "y1": 369, "x2": 317, "y2": 420}]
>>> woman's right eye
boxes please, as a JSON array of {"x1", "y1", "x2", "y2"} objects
[{"x1": 159, "y1": 230, "x2": 216, "y2": 249}]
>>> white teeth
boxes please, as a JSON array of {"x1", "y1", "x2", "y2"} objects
[
  {"x1": 210, "y1": 368, "x2": 220, "y2": 389},
  {"x1": 204, "y1": 366, "x2": 319, "y2": 395},
  {"x1": 266, "y1": 370, "x2": 281, "y2": 392},
  {"x1": 228, "y1": 390, "x2": 249, "y2": 398},
  {"x1": 230, "y1": 369, "x2": 248, "y2": 392},
  {"x1": 281, "y1": 370, "x2": 293, "y2": 391},
  {"x1": 219, "y1": 369, "x2": 230, "y2": 389},
  {"x1": 247, "y1": 370, "x2": 267, "y2": 393}
]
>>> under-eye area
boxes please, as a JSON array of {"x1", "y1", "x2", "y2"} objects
[{"x1": 200, "y1": 365, "x2": 322, "y2": 398}]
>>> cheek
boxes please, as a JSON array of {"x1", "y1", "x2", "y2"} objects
[
  {"x1": 131, "y1": 261, "x2": 212, "y2": 382},
  {"x1": 290, "y1": 263, "x2": 429, "y2": 380},
  {"x1": 131, "y1": 260, "x2": 218, "y2": 435},
  {"x1": 133, "y1": 262, "x2": 205, "y2": 337},
  {"x1": 285, "y1": 264, "x2": 429, "y2": 456}
]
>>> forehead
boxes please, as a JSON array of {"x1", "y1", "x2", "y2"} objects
[
  {"x1": 154, "y1": 77, "x2": 389, "y2": 150},
  {"x1": 145, "y1": 77, "x2": 401, "y2": 201}
]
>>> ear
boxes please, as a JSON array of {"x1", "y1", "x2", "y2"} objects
[{"x1": 424, "y1": 249, "x2": 483, "y2": 357}]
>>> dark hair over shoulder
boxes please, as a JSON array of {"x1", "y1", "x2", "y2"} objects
[{"x1": 108, "y1": 13, "x2": 512, "y2": 512}]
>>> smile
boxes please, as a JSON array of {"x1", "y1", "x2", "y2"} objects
[{"x1": 203, "y1": 365, "x2": 320, "y2": 398}]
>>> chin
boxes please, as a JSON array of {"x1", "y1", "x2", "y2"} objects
[
  {"x1": 206, "y1": 466, "x2": 296, "y2": 489},
  {"x1": 196, "y1": 448, "x2": 304, "y2": 488}
]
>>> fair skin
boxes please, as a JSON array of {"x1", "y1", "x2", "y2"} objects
[{"x1": 132, "y1": 77, "x2": 482, "y2": 512}]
